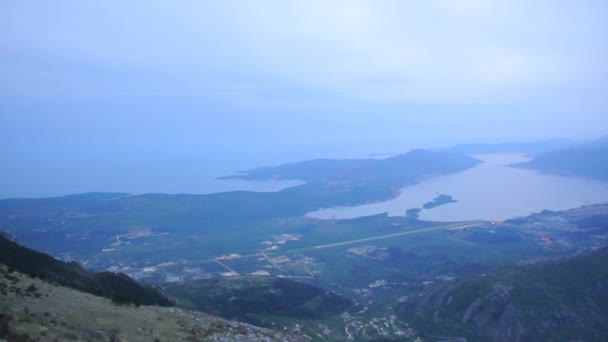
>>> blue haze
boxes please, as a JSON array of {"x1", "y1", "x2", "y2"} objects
[{"x1": 2, "y1": 1, "x2": 607, "y2": 197}]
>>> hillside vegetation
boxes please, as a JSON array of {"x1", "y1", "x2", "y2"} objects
[
  {"x1": 0, "y1": 265, "x2": 303, "y2": 341},
  {"x1": 167, "y1": 276, "x2": 353, "y2": 324},
  {"x1": 396, "y1": 247, "x2": 608, "y2": 341},
  {"x1": 0, "y1": 234, "x2": 172, "y2": 307}
]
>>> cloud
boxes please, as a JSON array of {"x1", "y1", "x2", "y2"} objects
[
  {"x1": 433, "y1": 0, "x2": 489, "y2": 11},
  {"x1": 2, "y1": 0, "x2": 608, "y2": 198},
  {"x1": 1, "y1": 0, "x2": 607, "y2": 126}
]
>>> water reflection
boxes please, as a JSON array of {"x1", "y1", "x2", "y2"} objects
[{"x1": 307, "y1": 154, "x2": 608, "y2": 221}]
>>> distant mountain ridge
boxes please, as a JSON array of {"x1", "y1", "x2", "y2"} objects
[
  {"x1": 512, "y1": 135, "x2": 608, "y2": 181},
  {"x1": 438, "y1": 135, "x2": 608, "y2": 156},
  {"x1": 221, "y1": 148, "x2": 481, "y2": 184},
  {"x1": 0, "y1": 192, "x2": 130, "y2": 217},
  {"x1": 580, "y1": 134, "x2": 608, "y2": 149},
  {"x1": 514, "y1": 147, "x2": 608, "y2": 181},
  {"x1": 439, "y1": 138, "x2": 576, "y2": 155},
  {"x1": 0, "y1": 233, "x2": 172, "y2": 307},
  {"x1": 433, "y1": 135, "x2": 608, "y2": 182}
]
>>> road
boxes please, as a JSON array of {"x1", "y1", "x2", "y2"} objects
[
  {"x1": 203, "y1": 221, "x2": 484, "y2": 263},
  {"x1": 309, "y1": 221, "x2": 483, "y2": 251}
]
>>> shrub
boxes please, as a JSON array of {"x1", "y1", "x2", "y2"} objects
[{"x1": 111, "y1": 292, "x2": 131, "y2": 306}]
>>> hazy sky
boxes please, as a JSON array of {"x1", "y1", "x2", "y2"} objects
[{"x1": 2, "y1": 1, "x2": 607, "y2": 197}]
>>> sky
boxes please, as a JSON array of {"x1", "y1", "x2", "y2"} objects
[{"x1": 1, "y1": 0, "x2": 607, "y2": 197}]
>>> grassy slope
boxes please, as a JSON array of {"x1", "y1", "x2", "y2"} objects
[
  {"x1": 0, "y1": 234, "x2": 172, "y2": 306},
  {"x1": 0, "y1": 266, "x2": 304, "y2": 341}
]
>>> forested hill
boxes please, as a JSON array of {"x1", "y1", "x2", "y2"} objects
[
  {"x1": 396, "y1": 247, "x2": 608, "y2": 341},
  {"x1": 166, "y1": 276, "x2": 353, "y2": 324}
]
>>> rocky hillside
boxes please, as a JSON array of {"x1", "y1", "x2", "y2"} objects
[
  {"x1": 395, "y1": 247, "x2": 608, "y2": 341},
  {"x1": 0, "y1": 265, "x2": 304, "y2": 341},
  {"x1": 0, "y1": 233, "x2": 172, "y2": 307}
]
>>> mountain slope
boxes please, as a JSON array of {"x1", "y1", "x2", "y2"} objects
[
  {"x1": 395, "y1": 247, "x2": 608, "y2": 341},
  {"x1": 0, "y1": 265, "x2": 303, "y2": 341},
  {"x1": 166, "y1": 276, "x2": 353, "y2": 324},
  {"x1": 0, "y1": 233, "x2": 172, "y2": 306}
]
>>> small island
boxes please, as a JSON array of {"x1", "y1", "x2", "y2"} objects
[{"x1": 423, "y1": 194, "x2": 457, "y2": 209}]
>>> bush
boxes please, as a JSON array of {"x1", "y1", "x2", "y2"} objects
[
  {"x1": 0, "y1": 314, "x2": 9, "y2": 338},
  {"x1": 111, "y1": 292, "x2": 131, "y2": 306}
]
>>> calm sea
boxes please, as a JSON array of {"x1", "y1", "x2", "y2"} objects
[{"x1": 307, "y1": 154, "x2": 608, "y2": 221}]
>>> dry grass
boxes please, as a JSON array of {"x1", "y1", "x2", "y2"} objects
[{"x1": 0, "y1": 265, "x2": 302, "y2": 341}]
